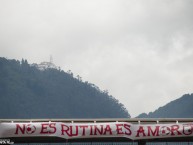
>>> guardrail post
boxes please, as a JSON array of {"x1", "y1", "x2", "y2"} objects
[{"x1": 138, "y1": 141, "x2": 146, "y2": 145}]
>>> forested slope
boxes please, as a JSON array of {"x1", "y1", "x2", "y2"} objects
[
  {"x1": 0, "y1": 57, "x2": 129, "y2": 118},
  {"x1": 137, "y1": 94, "x2": 193, "y2": 118}
]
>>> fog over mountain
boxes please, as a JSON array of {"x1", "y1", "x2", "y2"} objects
[{"x1": 1, "y1": 0, "x2": 193, "y2": 117}]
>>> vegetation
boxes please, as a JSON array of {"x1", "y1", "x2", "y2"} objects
[
  {"x1": 0, "y1": 57, "x2": 130, "y2": 118},
  {"x1": 137, "y1": 93, "x2": 193, "y2": 118}
]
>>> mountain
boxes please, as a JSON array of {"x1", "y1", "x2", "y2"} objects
[
  {"x1": 0, "y1": 57, "x2": 130, "y2": 118},
  {"x1": 137, "y1": 93, "x2": 193, "y2": 118}
]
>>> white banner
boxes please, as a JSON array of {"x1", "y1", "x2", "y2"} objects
[{"x1": 0, "y1": 122, "x2": 193, "y2": 140}]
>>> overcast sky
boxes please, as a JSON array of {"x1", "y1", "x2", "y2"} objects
[{"x1": 1, "y1": 0, "x2": 193, "y2": 117}]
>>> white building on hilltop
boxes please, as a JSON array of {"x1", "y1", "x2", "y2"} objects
[{"x1": 32, "y1": 56, "x2": 59, "y2": 71}]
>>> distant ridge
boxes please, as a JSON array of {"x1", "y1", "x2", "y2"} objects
[
  {"x1": 137, "y1": 93, "x2": 193, "y2": 118},
  {"x1": 0, "y1": 57, "x2": 130, "y2": 118}
]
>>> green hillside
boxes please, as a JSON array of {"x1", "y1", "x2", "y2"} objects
[
  {"x1": 0, "y1": 57, "x2": 130, "y2": 118},
  {"x1": 137, "y1": 94, "x2": 193, "y2": 118}
]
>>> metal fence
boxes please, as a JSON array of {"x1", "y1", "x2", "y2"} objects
[{"x1": 14, "y1": 143, "x2": 193, "y2": 145}]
